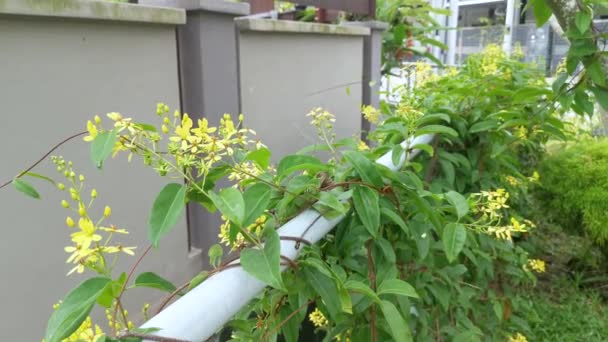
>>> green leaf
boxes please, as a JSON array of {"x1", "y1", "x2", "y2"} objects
[
  {"x1": 148, "y1": 183, "x2": 187, "y2": 247},
  {"x1": 90, "y1": 130, "x2": 118, "y2": 169},
  {"x1": 381, "y1": 207, "x2": 408, "y2": 234},
  {"x1": 575, "y1": 12, "x2": 592, "y2": 33},
  {"x1": 442, "y1": 223, "x2": 467, "y2": 262},
  {"x1": 352, "y1": 186, "x2": 380, "y2": 238},
  {"x1": 134, "y1": 272, "x2": 177, "y2": 293},
  {"x1": 45, "y1": 277, "x2": 110, "y2": 342},
  {"x1": 412, "y1": 143, "x2": 434, "y2": 156},
  {"x1": 243, "y1": 184, "x2": 272, "y2": 226},
  {"x1": 277, "y1": 155, "x2": 326, "y2": 180},
  {"x1": 240, "y1": 228, "x2": 285, "y2": 290},
  {"x1": 209, "y1": 187, "x2": 245, "y2": 226},
  {"x1": 13, "y1": 178, "x2": 40, "y2": 199},
  {"x1": 23, "y1": 172, "x2": 55, "y2": 185},
  {"x1": 245, "y1": 148, "x2": 271, "y2": 169},
  {"x1": 343, "y1": 151, "x2": 384, "y2": 187},
  {"x1": 97, "y1": 273, "x2": 126, "y2": 308},
  {"x1": 469, "y1": 120, "x2": 499, "y2": 134},
  {"x1": 302, "y1": 267, "x2": 342, "y2": 318},
  {"x1": 588, "y1": 61, "x2": 606, "y2": 87},
  {"x1": 313, "y1": 190, "x2": 349, "y2": 218},
  {"x1": 338, "y1": 284, "x2": 353, "y2": 314},
  {"x1": 208, "y1": 244, "x2": 224, "y2": 268},
  {"x1": 378, "y1": 278, "x2": 419, "y2": 298},
  {"x1": 344, "y1": 280, "x2": 381, "y2": 304},
  {"x1": 416, "y1": 124, "x2": 458, "y2": 137},
  {"x1": 133, "y1": 123, "x2": 158, "y2": 132},
  {"x1": 591, "y1": 86, "x2": 608, "y2": 110},
  {"x1": 379, "y1": 300, "x2": 413, "y2": 342},
  {"x1": 445, "y1": 191, "x2": 469, "y2": 219},
  {"x1": 187, "y1": 271, "x2": 209, "y2": 291},
  {"x1": 531, "y1": 0, "x2": 552, "y2": 27}
]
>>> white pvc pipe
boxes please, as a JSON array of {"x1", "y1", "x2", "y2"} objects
[{"x1": 142, "y1": 134, "x2": 435, "y2": 341}]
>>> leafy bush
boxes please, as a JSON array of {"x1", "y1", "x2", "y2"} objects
[{"x1": 537, "y1": 139, "x2": 608, "y2": 247}]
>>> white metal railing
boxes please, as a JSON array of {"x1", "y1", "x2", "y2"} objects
[{"x1": 141, "y1": 134, "x2": 435, "y2": 341}]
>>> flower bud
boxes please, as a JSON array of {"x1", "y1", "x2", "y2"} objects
[
  {"x1": 91, "y1": 189, "x2": 98, "y2": 198},
  {"x1": 61, "y1": 200, "x2": 69, "y2": 208},
  {"x1": 94, "y1": 115, "x2": 101, "y2": 125},
  {"x1": 104, "y1": 206, "x2": 112, "y2": 217},
  {"x1": 78, "y1": 204, "x2": 86, "y2": 217},
  {"x1": 161, "y1": 125, "x2": 169, "y2": 134},
  {"x1": 66, "y1": 217, "x2": 75, "y2": 227},
  {"x1": 79, "y1": 174, "x2": 85, "y2": 182},
  {"x1": 57, "y1": 183, "x2": 65, "y2": 191}
]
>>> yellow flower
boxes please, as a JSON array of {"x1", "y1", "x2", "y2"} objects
[
  {"x1": 102, "y1": 245, "x2": 136, "y2": 256},
  {"x1": 505, "y1": 175, "x2": 519, "y2": 186},
  {"x1": 309, "y1": 308, "x2": 328, "y2": 327},
  {"x1": 509, "y1": 332, "x2": 528, "y2": 342},
  {"x1": 99, "y1": 225, "x2": 129, "y2": 234},
  {"x1": 192, "y1": 118, "x2": 217, "y2": 138},
  {"x1": 71, "y1": 218, "x2": 102, "y2": 247},
  {"x1": 357, "y1": 140, "x2": 370, "y2": 151},
  {"x1": 64, "y1": 244, "x2": 95, "y2": 264},
  {"x1": 527, "y1": 259, "x2": 546, "y2": 273},
  {"x1": 172, "y1": 113, "x2": 193, "y2": 142},
  {"x1": 84, "y1": 120, "x2": 98, "y2": 142},
  {"x1": 361, "y1": 105, "x2": 380, "y2": 124}
]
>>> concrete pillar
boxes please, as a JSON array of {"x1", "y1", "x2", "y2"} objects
[
  {"x1": 446, "y1": 0, "x2": 459, "y2": 65},
  {"x1": 140, "y1": 0, "x2": 250, "y2": 258},
  {"x1": 346, "y1": 21, "x2": 388, "y2": 137}
]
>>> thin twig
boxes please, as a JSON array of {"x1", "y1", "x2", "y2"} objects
[
  {"x1": 0, "y1": 131, "x2": 87, "y2": 190},
  {"x1": 263, "y1": 299, "x2": 314, "y2": 339}
]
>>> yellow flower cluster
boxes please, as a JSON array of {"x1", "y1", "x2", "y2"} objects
[
  {"x1": 361, "y1": 105, "x2": 381, "y2": 125},
  {"x1": 51, "y1": 156, "x2": 134, "y2": 276},
  {"x1": 480, "y1": 44, "x2": 506, "y2": 76},
  {"x1": 357, "y1": 140, "x2": 370, "y2": 151},
  {"x1": 505, "y1": 175, "x2": 520, "y2": 186},
  {"x1": 228, "y1": 161, "x2": 265, "y2": 186},
  {"x1": 86, "y1": 103, "x2": 264, "y2": 183},
  {"x1": 105, "y1": 304, "x2": 134, "y2": 331},
  {"x1": 218, "y1": 215, "x2": 268, "y2": 250},
  {"x1": 486, "y1": 217, "x2": 530, "y2": 241},
  {"x1": 413, "y1": 61, "x2": 440, "y2": 86},
  {"x1": 526, "y1": 258, "x2": 546, "y2": 273},
  {"x1": 509, "y1": 332, "x2": 528, "y2": 342},
  {"x1": 309, "y1": 308, "x2": 328, "y2": 328},
  {"x1": 396, "y1": 101, "x2": 423, "y2": 125},
  {"x1": 473, "y1": 188, "x2": 510, "y2": 221}
]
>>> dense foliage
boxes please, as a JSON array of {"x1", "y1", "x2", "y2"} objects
[{"x1": 537, "y1": 139, "x2": 608, "y2": 247}]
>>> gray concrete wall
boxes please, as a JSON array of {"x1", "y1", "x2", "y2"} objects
[
  {"x1": 236, "y1": 19, "x2": 370, "y2": 159},
  {"x1": 0, "y1": 2, "x2": 201, "y2": 341}
]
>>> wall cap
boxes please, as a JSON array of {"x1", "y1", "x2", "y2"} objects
[
  {"x1": 236, "y1": 18, "x2": 370, "y2": 36},
  {"x1": 344, "y1": 20, "x2": 389, "y2": 31},
  {"x1": 0, "y1": 0, "x2": 185, "y2": 25},
  {"x1": 139, "y1": 0, "x2": 249, "y2": 16}
]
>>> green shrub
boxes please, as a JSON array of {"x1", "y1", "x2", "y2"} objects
[{"x1": 538, "y1": 139, "x2": 608, "y2": 246}]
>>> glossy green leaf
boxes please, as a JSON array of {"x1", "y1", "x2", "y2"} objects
[
  {"x1": 13, "y1": 178, "x2": 40, "y2": 199},
  {"x1": 469, "y1": 120, "x2": 499, "y2": 134},
  {"x1": 379, "y1": 300, "x2": 412, "y2": 342},
  {"x1": 442, "y1": 223, "x2": 467, "y2": 262},
  {"x1": 352, "y1": 185, "x2": 380, "y2": 238},
  {"x1": 531, "y1": 0, "x2": 552, "y2": 27},
  {"x1": 277, "y1": 155, "x2": 326, "y2": 180},
  {"x1": 378, "y1": 278, "x2": 419, "y2": 298},
  {"x1": 445, "y1": 191, "x2": 469, "y2": 219},
  {"x1": 134, "y1": 272, "x2": 177, "y2": 293},
  {"x1": 45, "y1": 277, "x2": 110, "y2": 342},
  {"x1": 343, "y1": 151, "x2": 384, "y2": 187},
  {"x1": 588, "y1": 61, "x2": 606, "y2": 87},
  {"x1": 313, "y1": 191, "x2": 349, "y2": 218},
  {"x1": 245, "y1": 148, "x2": 271, "y2": 169},
  {"x1": 97, "y1": 273, "x2": 126, "y2": 308},
  {"x1": 209, "y1": 187, "x2": 245, "y2": 226},
  {"x1": 381, "y1": 207, "x2": 408, "y2": 234},
  {"x1": 23, "y1": 172, "x2": 55, "y2": 185},
  {"x1": 243, "y1": 183, "x2": 272, "y2": 226},
  {"x1": 91, "y1": 130, "x2": 118, "y2": 169},
  {"x1": 344, "y1": 280, "x2": 381, "y2": 304},
  {"x1": 302, "y1": 267, "x2": 342, "y2": 318},
  {"x1": 416, "y1": 124, "x2": 458, "y2": 138},
  {"x1": 575, "y1": 11, "x2": 592, "y2": 33},
  {"x1": 148, "y1": 183, "x2": 187, "y2": 247},
  {"x1": 208, "y1": 244, "x2": 224, "y2": 268},
  {"x1": 240, "y1": 228, "x2": 285, "y2": 290}
]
